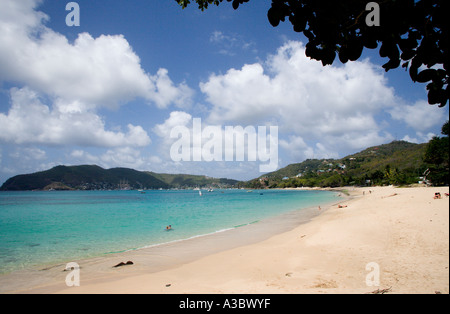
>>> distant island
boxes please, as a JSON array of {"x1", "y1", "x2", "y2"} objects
[
  {"x1": 0, "y1": 165, "x2": 239, "y2": 191},
  {"x1": 1, "y1": 140, "x2": 447, "y2": 191}
]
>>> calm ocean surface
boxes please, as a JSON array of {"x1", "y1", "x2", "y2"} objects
[{"x1": 0, "y1": 189, "x2": 337, "y2": 274}]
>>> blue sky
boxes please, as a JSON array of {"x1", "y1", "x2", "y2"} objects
[{"x1": 0, "y1": 0, "x2": 448, "y2": 184}]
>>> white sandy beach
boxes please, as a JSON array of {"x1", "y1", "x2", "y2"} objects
[{"x1": 8, "y1": 186, "x2": 450, "y2": 294}]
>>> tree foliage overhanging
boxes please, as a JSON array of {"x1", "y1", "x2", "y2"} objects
[
  {"x1": 177, "y1": 0, "x2": 448, "y2": 107},
  {"x1": 424, "y1": 120, "x2": 449, "y2": 186}
]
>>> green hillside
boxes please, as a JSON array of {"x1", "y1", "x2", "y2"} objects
[
  {"x1": 0, "y1": 166, "x2": 238, "y2": 191},
  {"x1": 0, "y1": 140, "x2": 440, "y2": 191},
  {"x1": 246, "y1": 141, "x2": 429, "y2": 188},
  {"x1": 148, "y1": 172, "x2": 239, "y2": 189}
]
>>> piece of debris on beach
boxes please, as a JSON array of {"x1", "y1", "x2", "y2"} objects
[
  {"x1": 113, "y1": 261, "x2": 134, "y2": 268},
  {"x1": 368, "y1": 287, "x2": 392, "y2": 294}
]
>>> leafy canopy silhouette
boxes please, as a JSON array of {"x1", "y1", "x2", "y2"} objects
[
  {"x1": 176, "y1": 0, "x2": 448, "y2": 107},
  {"x1": 424, "y1": 120, "x2": 449, "y2": 186}
]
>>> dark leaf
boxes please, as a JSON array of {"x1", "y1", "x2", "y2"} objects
[
  {"x1": 363, "y1": 38, "x2": 378, "y2": 49},
  {"x1": 409, "y1": 56, "x2": 422, "y2": 82},
  {"x1": 380, "y1": 41, "x2": 394, "y2": 58},
  {"x1": 321, "y1": 49, "x2": 336, "y2": 66},
  {"x1": 339, "y1": 48, "x2": 349, "y2": 64},
  {"x1": 347, "y1": 41, "x2": 363, "y2": 61},
  {"x1": 303, "y1": 29, "x2": 314, "y2": 40},
  {"x1": 428, "y1": 89, "x2": 440, "y2": 105},
  {"x1": 416, "y1": 69, "x2": 436, "y2": 83},
  {"x1": 267, "y1": 7, "x2": 280, "y2": 27},
  {"x1": 382, "y1": 58, "x2": 401, "y2": 72},
  {"x1": 291, "y1": 16, "x2": 307, "y2": 33},
  {"x1": 401, "y1": 49, "x2": 416, "y2": 61},
  {"x1": 305, "y1": 42, "x2": 318, "y2": 59},
  {"x1": 399, "y1": 38, "x2": 418, "y2": 51}
]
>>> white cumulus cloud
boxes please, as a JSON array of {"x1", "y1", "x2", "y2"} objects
[
  {"x1": 0, "y1": 87, "x2": 151, "y2": 147},
  {"x1": 201, "y1": 41, "x2": 398, "y2": 158},
  {"x1": 153, "y1": 111, "x2": 193, "y2": 138},
  {"x1": 0, "y1": 0, "x2": 193, "y2": 110},
  {"x1": 389, "y1": 100, "x2": 447, "y2": 132}
]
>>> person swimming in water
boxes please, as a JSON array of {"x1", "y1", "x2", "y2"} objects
[{"x1": 166, "y1": 225, "x2": 172, "y2": 230}]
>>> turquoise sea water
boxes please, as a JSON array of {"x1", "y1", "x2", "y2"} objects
[{"x1": 0, "y1": 189, "x2": 337, "y2": 274}]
